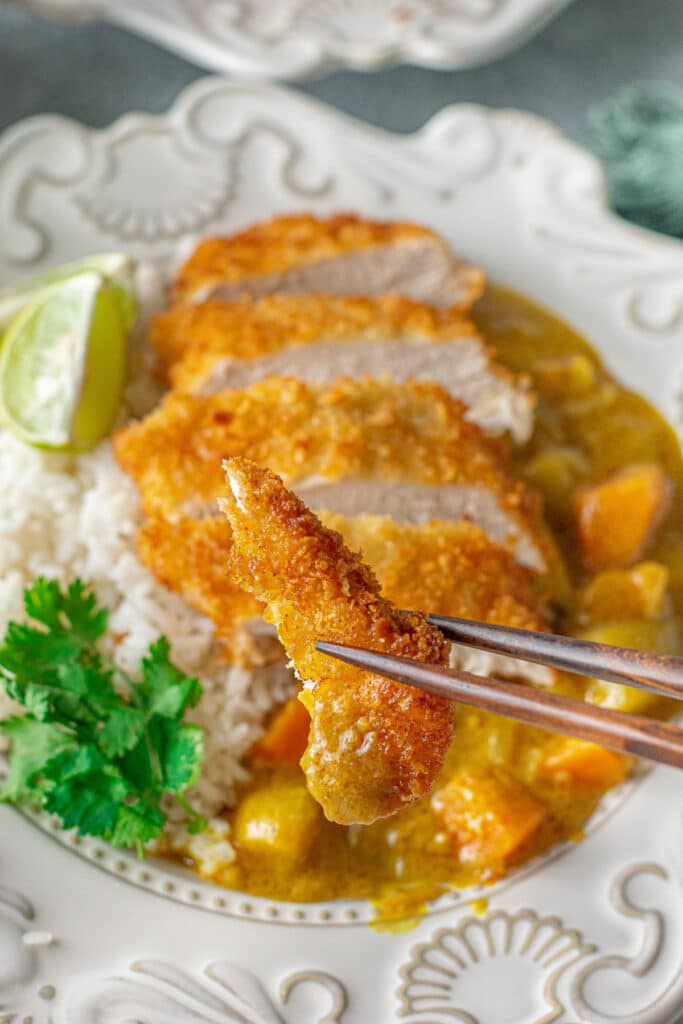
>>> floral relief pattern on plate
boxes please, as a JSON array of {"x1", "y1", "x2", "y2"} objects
[
  {"x1": 18, "y1": 0, "x2": 574, "y2": 79},
  {"x1": 2, "y1": 860, "x2": 679, "y2": 1023},
  {"x1": 397, "y1": 907, "x2": 597, "y2": 1023},
  {"x1": 397, "y1": 864, "x2": 682, "y2": 1024},
  {"x1": 71, "y1": 125, "x2": 236, "y2": 242},
  {"x1": 65, "y1": 961, "x2": 347, "y2": 1024}
]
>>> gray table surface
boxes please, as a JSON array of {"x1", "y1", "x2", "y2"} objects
[
  {"x1": 1, "y1": 0, "x2": 683, "y2": 142},
  {"x1": 1, "y1": 2, "x2": 683, "y2": 1020}
]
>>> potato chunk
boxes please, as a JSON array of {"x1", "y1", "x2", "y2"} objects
[
  {"x1": 233, "y1": 784, "x2": 322, "y2": 861},
  {"x1": 583, "y1": 619, "x2": 680, "y2": 713},
  {"x1": 574, "y1": 464, "x2": 673, "y2": 571},
  {"x1": 579, "y1": 562, "x2": 670, "y2": 622},
  {"x1": 542, "y1": 739, "x2": 630, "y2": 788},
  {"x1": 432, "y1": 768, "x2": 546, "y2": 868}
]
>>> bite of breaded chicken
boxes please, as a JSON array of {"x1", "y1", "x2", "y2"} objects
[
  {"x1": 321, "y1": 513, "x2": 555, "y2": 686},
  {"x1": 173, "y1": 213, "x2": 484, "y2": 310},
  {"x1": 153, "y1": 294, "x2": 533, "y2": 442},
  {"x1": 134, "y1": 511, "x2": 550, "y2": 672},
  {"x1": 219, "y1": 457, "x2": 453, "y2": 826}
]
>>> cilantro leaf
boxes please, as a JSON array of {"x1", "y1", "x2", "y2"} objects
[
  {"x1": 0, "y1": 578, "x2": 206, "y2": 854},
  {"x1": 159, "y1": 721, "x2": 205, "y2": 791},
  {"x1": 0, "y1": 621, "x2": 83, "y2": 677},
  {"x1": 111, "y1": 801, "x2": 165, "y2": 850},
  {"x1": 21, "y1": 577, "x2": 108, "y2": 644},
  {"x1": 99, "y1": 706, "x2": 145, "y2": 759},
  {"x1": 23, "y1": 578, "x2": 63, "y2": 631},
  {"x1": 62, "y1": 579, "x2": 109, "y2": 643},
  {"x1": 45, "y1": 769, "x2": 129, "y2": 838},
  {"x1": 140, "y1": 637, "x2": 202, "y2": 719},
  {"x1": 118, "y1": 732, "x2": 158, "y2": 795},
  {"x1": 0, "y1": 716, "x2": 75, "y2": 801}
]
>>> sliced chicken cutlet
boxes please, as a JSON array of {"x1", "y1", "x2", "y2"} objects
[
  {"x1": 321, "y1": 514, "x2": 554, "y2": 687},
  {"x1": 154, "y1": 294, "x2": 533, "y2": 443},
  {"x1": 113, "y1": 376, "x2": 547, "y2": 571},
  {"x1": 219, "y1": 457, "x2": 454, "y2": 825},
  {"x1": 173, "y1": 213, "x2": 484, "y2": 310},
  {"x1": 136, "y1": 511, "x2": 551, "y2": 678}
]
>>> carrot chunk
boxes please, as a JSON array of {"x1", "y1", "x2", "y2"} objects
[
  {"x1": 542, "y1": 738, "x2": 631, "y2": 788},
  {"x1": 432, "y1": 768, "x2": 546, "y2": 867},
  {"x1": 253, "y1": 697, "x2": 310, "y2": 766},
  {"x1": 574, "y1": 464, "x2": 673, "y2": 571}
]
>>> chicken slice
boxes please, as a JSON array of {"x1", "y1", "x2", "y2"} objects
[
  {"x1": 135, "y1": 512, "x2": 549, "y2": 672},
  {"x1": 154, "y1": 294, "x2": 533, "y2": 443},
  {"x1": 173, "y1": 213, "x2": 484, "y2": 310},
  {"x1": 219, "y1": 457, "x2": 453, "y2": 825},
  {"x1": 322, "y1": 514, "x2": 554, "y2": 687},
  {"x1": 114, "y1": 376, "x2": 546, "y2": 571}
]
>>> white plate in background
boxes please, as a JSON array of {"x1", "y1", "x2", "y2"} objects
[
  {"x1": 20, "y1": 0, "x2": 574, "y2": 79},
  {"x1": 1, "y1": 78, "x2": 683, "y2": 1024}
]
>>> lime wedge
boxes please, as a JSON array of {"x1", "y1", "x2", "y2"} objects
[
  {"x1": 0, "y1": 271, "x2": 128, "y2": 451},
  {"x1": 0, "y1": 253, "x2": 137, "y2": 333}
]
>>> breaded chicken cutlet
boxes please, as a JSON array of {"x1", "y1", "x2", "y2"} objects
[
  {"x1": 321, "y1": 514, "x2": 554, "y2": 686},
  {"x1": 136, "y1": 512, "x2": 550, "y2": 667},
  {"x1": 153, "y1": 294, "x2": 533, "y2": 443},
  {"x1": 173, "y1": 213, "x2": 484, "y2": 310},
  {"x1": 219, "y1": 457, "x2": 454, "y2": 826},
  {"x1": 113, "y1": 376, "x2": 546, "y2": 571}
]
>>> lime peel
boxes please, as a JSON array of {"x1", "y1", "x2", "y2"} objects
[
  {"x1": 0, "y1": 271, "x2": 129, "y2": 452},
  {"x1": 0, "y1": 252, "x2": 137, "y2": 332}
]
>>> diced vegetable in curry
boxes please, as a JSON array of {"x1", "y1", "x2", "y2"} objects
[
  {"x1": 574, "y1": 464, "x2": 673, "y2": 571},
  {"x1": 432, "y1": 768, "x2": 547, "y2": 870},
  {"x1": 172, "y1": 287, "x2": 683, "y2": 912}
]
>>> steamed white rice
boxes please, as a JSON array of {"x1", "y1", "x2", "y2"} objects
[{"x1": 0, "y1": 272, "x2": 293, "y2": 867}]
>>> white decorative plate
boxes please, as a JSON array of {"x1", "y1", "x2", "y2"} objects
[
  {"x1": 20, "y1": 0, "x2": 575, "y2": 79},
  {"x1": 1, "y1": 79, "x2": 683, "y2": 1024}
]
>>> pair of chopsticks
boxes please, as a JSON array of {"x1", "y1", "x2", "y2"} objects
[{"x1": 316, "y1": 616, "x2": 683, "y2": 771}]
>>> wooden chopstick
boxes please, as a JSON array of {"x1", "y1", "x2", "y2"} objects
[
  {"x1": 315, "y1": 641, "x2": 683, "y2": 771},
  {"x1": 427, "y1": 615, "x2": 683, "y2": 701}
]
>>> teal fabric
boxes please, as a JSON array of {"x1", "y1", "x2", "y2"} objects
[{"x1": 586, "y1": 83, "x2": 683, "y2": 239}]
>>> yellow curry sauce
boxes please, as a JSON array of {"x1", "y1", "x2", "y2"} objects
[{"x1": 185, "y1": 287, "x2": 683, "y2": 917}]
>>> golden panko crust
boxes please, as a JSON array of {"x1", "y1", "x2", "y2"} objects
[
  {"x1": 151, "y1": 292, "x2": 479, "y2": 381},
  {"x1": 220, "y1": 457, "x2": 453, "y2": 826},
  {"x1": 133, "y1": 511, "x2": 547, "y2": 669},
  {"x1": 113, "y1": 376, "x2": 535, "y2": 522},
  {"x1": 173, "y1": 213, "x2": 484, "y2": 309},
  {"x1": 320, "y1": 513, "x2": 548, "y2": 632}
]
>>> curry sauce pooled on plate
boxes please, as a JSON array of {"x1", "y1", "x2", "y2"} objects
[{"x1": 112, "y1": 214, "x2": 682, "y2": 914}]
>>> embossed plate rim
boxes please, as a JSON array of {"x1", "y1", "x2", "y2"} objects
[{"x1": 18, "y1": 0, "x2": 576, "y2": 80}]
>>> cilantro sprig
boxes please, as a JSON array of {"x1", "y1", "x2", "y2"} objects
[{"x1": 0, "y1": 578, "x2": 207, "y2": 854}]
